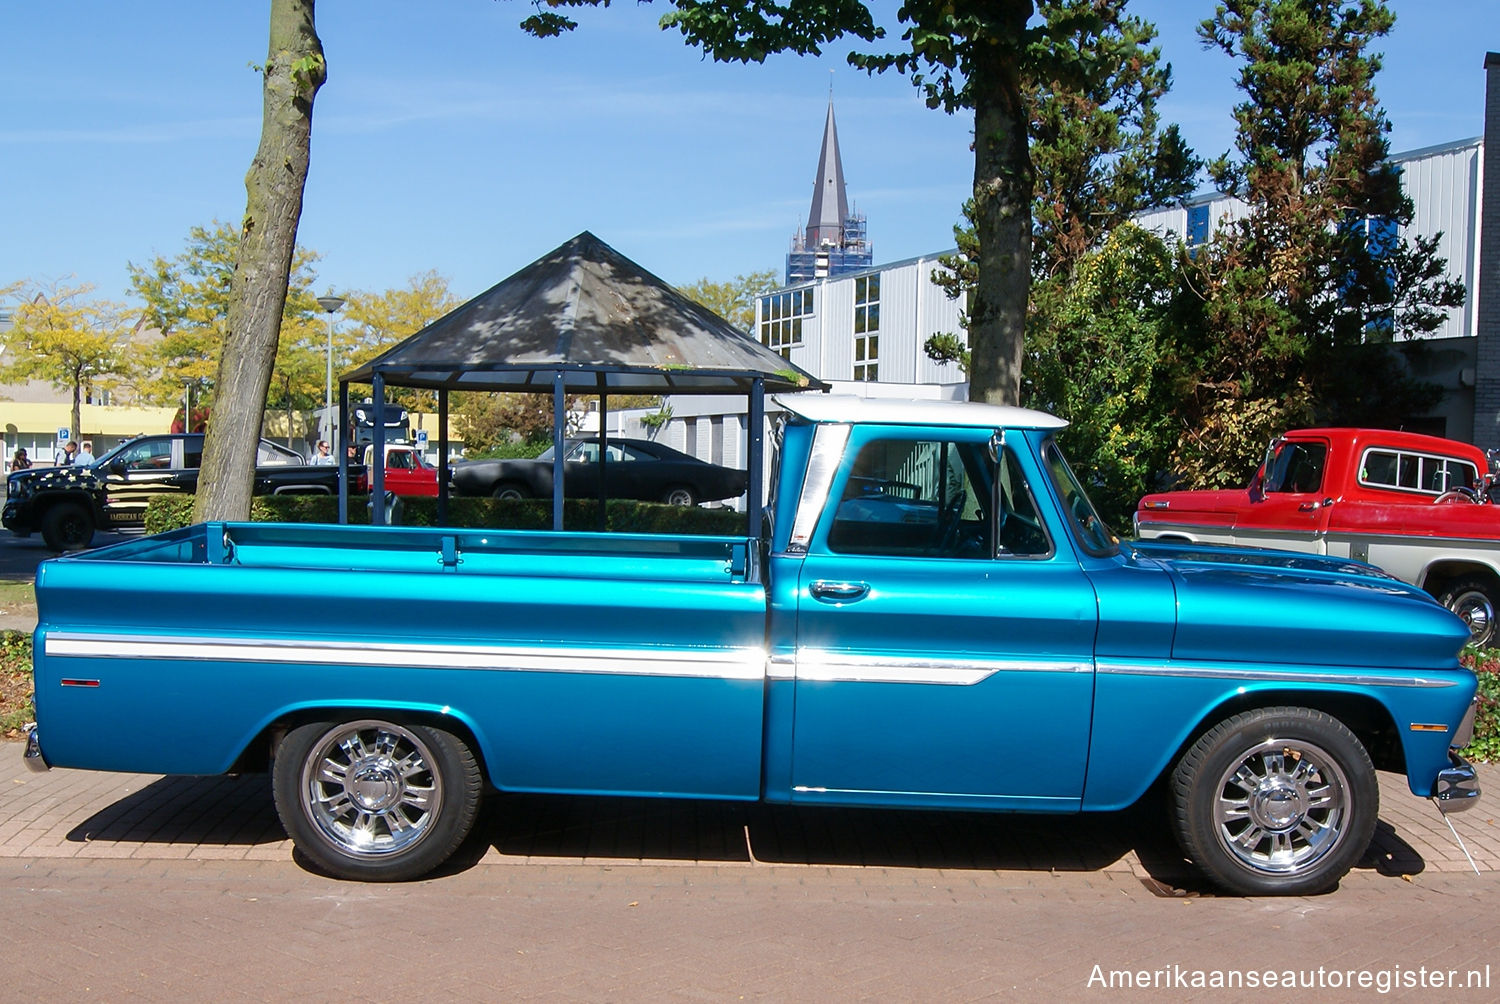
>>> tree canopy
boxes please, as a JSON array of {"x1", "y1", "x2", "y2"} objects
[
  {"x1": 1171, "y1": 0, "x2": 1465, "y2": 485},
  {"x1": 0, "y1": 280, "x2": 137, "y2": 441}
]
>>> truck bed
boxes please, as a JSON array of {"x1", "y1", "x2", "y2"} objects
[{"x1": 33, "y1": 522, "x2": 769, "y2": 794}]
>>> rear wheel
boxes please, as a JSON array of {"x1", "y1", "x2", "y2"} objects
[
  {"x1": 662, "y1": 485, "x2": 696, "y2": 507},
  {"x1": 1171, "y1": 706, "x2": 1376, "y2": 896},
  {"x1": 1436, "y1": 576, "x2": 1499, "y2": 648},
  {"x1": 273, "y1": 718, "x2": 482, "y2": 881},
  {"x1": 41, "y1": 502, "x2": 93, "y2": 551},
  {"x1": 491, "y1": 482, "x2": 528, "y2": 501}
]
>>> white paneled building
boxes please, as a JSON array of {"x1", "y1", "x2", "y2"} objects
[
  {"x1": 756, "y1": 252, "x2": 969, "y2": 386},
  {"x1": 1134, "y1": 136, "x2": 1483, "y2": 343}
]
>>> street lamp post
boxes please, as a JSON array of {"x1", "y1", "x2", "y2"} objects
[{"x1": 315, "y1": 294, "x2": 345, "y2": 453}]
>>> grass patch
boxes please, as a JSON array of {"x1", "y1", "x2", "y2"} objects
[
  {"x1": 0, "y1": 581, "x2": 35, "y2": 607},
  {"x1": 0, "y1": 631, "x2": 33, "y2": 738}
]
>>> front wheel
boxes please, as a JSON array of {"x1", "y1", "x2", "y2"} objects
[
  {"x1": 1171, "y1": 707, "x2": 1377, "y2": 896},
  {"x1": 662, "y1": 485, "x2": 697, "y2": 507},
  {"x1": 273, "y1": 718, "x2": 482, "y2": 881},
  {"x1": 491, "y1": 482, "x2": 528, "y2": 501},
  {"x1": 1437, "y1": 577, "x2": 1499, "y2": 648},
  {"x1": 41, "y1": 501, "x2": 94, "y2": 551}
]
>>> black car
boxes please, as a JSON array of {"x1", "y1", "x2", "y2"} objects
[
  {"x1": 3, "y1": 434, "x2": 346, "y2": 551},
  {"x1": 450, "y1": 437, "x2": 748, "y2": 506}
]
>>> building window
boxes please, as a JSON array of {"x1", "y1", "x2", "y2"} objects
[
  {"x1": 759, "y1": 288, "x2": 814, "y2": 358},
  {"x1": 1342, "y1": 214, "x2": 1399, "y2": 340},
  {"x1": 853, "y1": 274, "x2": 880, "y2": 381},
  {"x1": 1186, "y1": 204, "x2": 1210, "y2": 247}
]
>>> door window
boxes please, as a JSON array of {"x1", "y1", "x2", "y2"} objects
[
  {"x1": 826, "y1": 438, "x2": 1049, "y2": 559},
  {"x1": 1264, "y1": 441, "x2": 1328, "y2": 494},
  {"x1": 117, "y1": 439, "x2": 173, "y2": 470}
]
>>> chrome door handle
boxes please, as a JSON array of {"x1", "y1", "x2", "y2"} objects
[{"x1": 810, "y1": 580, "x2": 870, "y2": 602}]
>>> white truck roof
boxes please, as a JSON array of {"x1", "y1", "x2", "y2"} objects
[{"x1": 774, "y1": 393, "x2": 1068, "y2": 431}]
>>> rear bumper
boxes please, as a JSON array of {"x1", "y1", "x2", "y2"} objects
[
  {"x1": 1434, "y1": 749, "x2": 1480, "y2": 813},
  {"x1": 22, "y1": 725, "x2": 49, "y2": 772}
]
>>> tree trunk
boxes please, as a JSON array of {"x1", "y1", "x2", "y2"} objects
[
  {"x1": 194, "y1": 0, "x2": 325, "y2": 523},
  {"x1": 966, "y1": 7, "x2": 1033, "y2": 407}
]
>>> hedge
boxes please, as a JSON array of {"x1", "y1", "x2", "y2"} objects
[{"x1": 142, "y1": 493, "x2": 748, "y2": 536}]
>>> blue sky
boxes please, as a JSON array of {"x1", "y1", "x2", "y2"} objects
[{"x1": 3, "y1": 1, "x2": 1498, "y2": 309}]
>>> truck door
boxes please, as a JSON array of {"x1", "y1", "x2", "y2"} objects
[
  {"x1": 1233, "y1": 436, "x2": 1333, "y2": 553},
  {"x1": 790, "y1": 429, "x2": 1097, "y2": 807},
  {"x1": 101, "y1": 436, "x2": 182, "y2": 528}
]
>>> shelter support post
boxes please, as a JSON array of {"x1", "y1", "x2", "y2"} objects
[
  {"x1": 747, "y1": 379, "x2": 764, "y2": 540},
  {"x1": 552, "y1": 371, "x2": 566, "y2": 531},
  {"x1": 337, "y1": 381, "x2": 350, "y2": 524},
  {"x1": 372, "y1": 372, "x2": 387, "y2": 525},
  {"x1": 597, "y1": 390, "x2": 609, "y2": 532},
  {"x1": 438, "y1": 388, "x2": 449, "y2": 526}
]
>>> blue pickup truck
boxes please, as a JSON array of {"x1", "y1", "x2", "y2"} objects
[{"x1": 22, "y1": 396, "x2": 1480, "y2": 894}]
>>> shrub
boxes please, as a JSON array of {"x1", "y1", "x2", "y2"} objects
[
  {"x1": 143, "y1": 494, "x2": 748, "y2": 536},
  {"x1": 1460, "y1": 647, "x2": 1500, "y2": 762},
  {"x1": 0, "y1": 631, "x2": 33, "y2": 737}
]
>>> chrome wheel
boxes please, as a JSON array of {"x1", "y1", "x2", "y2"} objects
[
  {"x1": 1445, "y1": 587, "x2": 1495, "y2": 646},
  {"x1": 1172, "y1": 707, "x2": 1376, "y2": 895},
  {"x1": 663, "y1": 486, "x2": 696, "y2": 506},
  {"x1": 1212, "y1": 737, "x2": 1349, "y2": 876},
  {"x1": 300, "y1": 721, "x2": 443, "y2": 859}
]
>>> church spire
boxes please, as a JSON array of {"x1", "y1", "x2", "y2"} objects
[
  {"x1": 805, "y1": 97, "x2": 850, "y2": 249},
  {"x1": 785, "y1": 94, "x2": 872, "y2": 285}
]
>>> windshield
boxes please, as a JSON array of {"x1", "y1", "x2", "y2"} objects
[{"x1": 1042, "y1": 439, "x2": 1118, "y2": 557}]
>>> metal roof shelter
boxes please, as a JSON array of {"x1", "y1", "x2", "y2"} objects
[{"x1": 339, "y1": 231, "x2": 824, "y2": 531}]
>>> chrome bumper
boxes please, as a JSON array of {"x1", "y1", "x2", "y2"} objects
[
  {"x1": 1435, "y1": 750, "x2": 1480, "y2": 813},
  {"x1": 22, "y1": 724, "x2": 49, "y2": 773}
]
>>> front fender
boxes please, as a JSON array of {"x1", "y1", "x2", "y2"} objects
[{"x1": 1082, "y1": 662, "x2": 1477, "y2": 810}]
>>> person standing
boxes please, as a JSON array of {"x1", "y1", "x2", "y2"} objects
[
  {"x1": 75, "y1": 440, "x2": 95, "y2": 465},
  {"x1": 10, "y1": 447, "x2": 31, "y2": 471},
  {"x1": 310, "y1": 440, "x2": 335, "y2": 465},
  {"x1": 59, "y1": 441, "x2": 78, "y2": 466}
]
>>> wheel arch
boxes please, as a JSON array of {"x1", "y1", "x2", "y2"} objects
[
  {"x1": 234, "y1": 702, "x2": 495, "y2": 786},
  {"x1": 1090, "y1": 685, "x2": 1405, "y2": 812},
  {"x1": 1173, "y1": 687, "x2": 1405, "y2": 776},
  {"x1": 31, "y1": 488, "x2": 103, "y2": 519},
  {"x1": 1418, "y1": 558, "x2": 1500, "y2": 600}
]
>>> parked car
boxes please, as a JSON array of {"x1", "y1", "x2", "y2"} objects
[
  {"x1": 2, "y1": 433, "x2": 349, "y2": 551},
  {"x1": 1134, "y1": 426, "x2": 1500, "y2": 645},
  {"x1": 450, "y1": 437, "x2": 748, "y2": 506}
]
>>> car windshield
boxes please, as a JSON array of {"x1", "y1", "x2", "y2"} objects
[{"x1": 1042, "y1": 439, "x2": 1118, "y2": 557}]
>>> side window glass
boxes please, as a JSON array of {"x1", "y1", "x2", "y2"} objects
[
  {"x1": 828, "y1": 438, "x2": 991, "y2": 559},
  {"x1": 1265, "y1": 442, "x2": 1327, "y2": 494},
  {"x1": 996, "y1": 449, "x2": 1051, "y2": 557},
  {"x1": 1358, "y1": 448, "x2": 1480, "y2": 495},
  {"x1": 122, "y1": 440, "x2": 172, "y2": 470}
]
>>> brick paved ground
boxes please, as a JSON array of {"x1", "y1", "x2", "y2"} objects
[{"x1": 2, "y1": 742, "x2": 1499, "y2": 998}]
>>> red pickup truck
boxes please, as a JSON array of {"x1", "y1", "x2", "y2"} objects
[
  {"x1": 359, "y1": 443, "x2": 439, "y2": 498},
  {"x1": 1135, "y1": 427, "x2": 1500, "y2": 645}
]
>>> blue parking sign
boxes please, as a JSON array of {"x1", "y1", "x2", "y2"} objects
[{"x1": 57, "y1": 428, "x2": 69, "y2": 442}]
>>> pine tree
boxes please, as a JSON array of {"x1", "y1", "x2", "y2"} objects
[{"x1": 1173, "y1": 0, "x2": 1465, "y2": 485}]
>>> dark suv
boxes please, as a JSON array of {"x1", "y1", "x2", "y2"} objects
[{"x1": 3, "y1": 433, "x2": 343, "y2": 550}]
